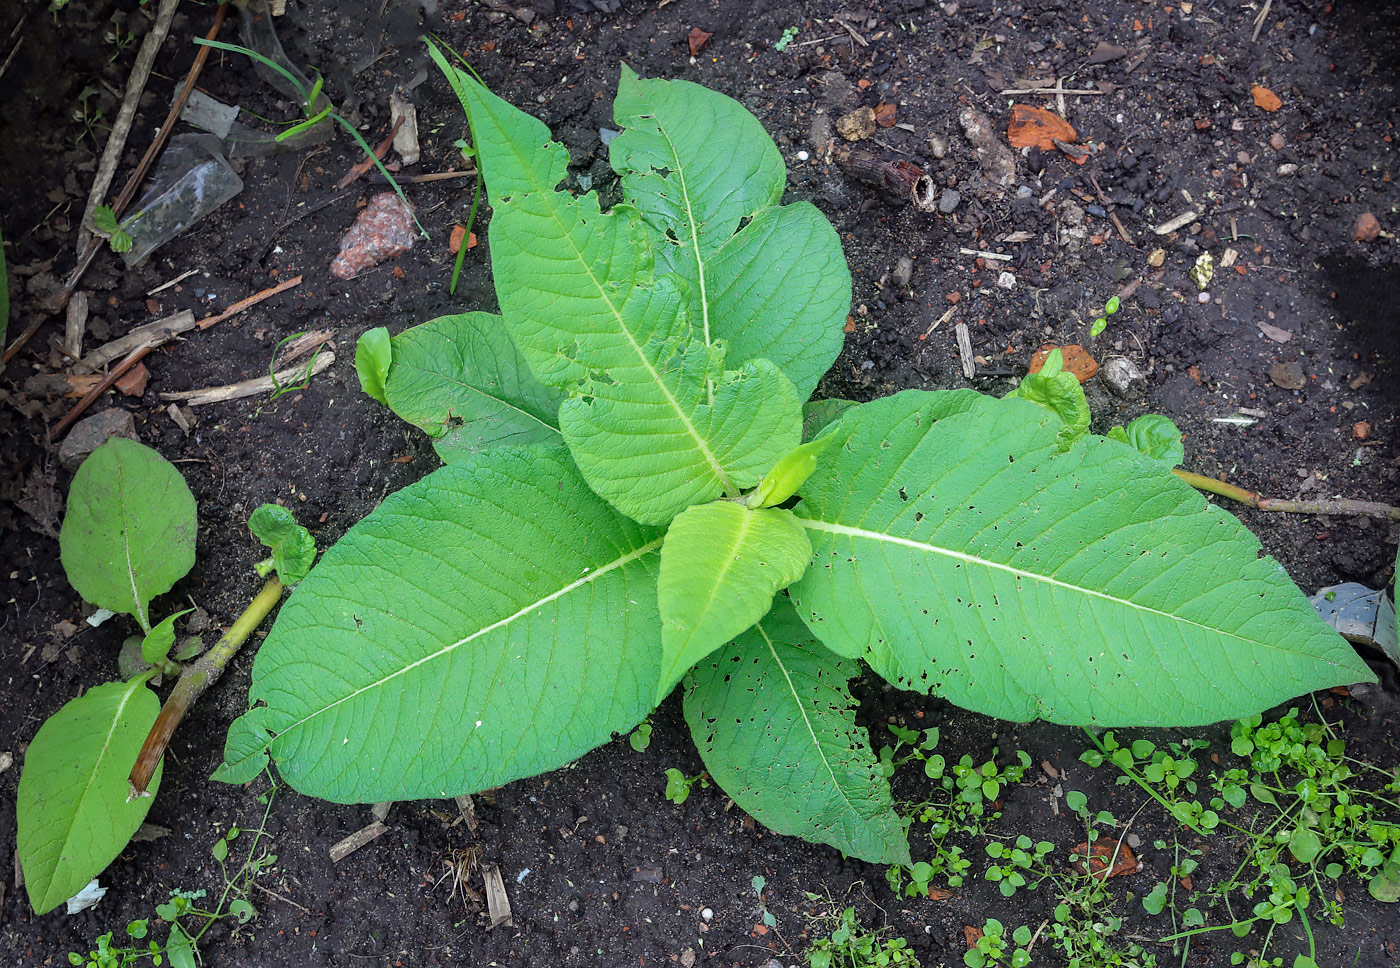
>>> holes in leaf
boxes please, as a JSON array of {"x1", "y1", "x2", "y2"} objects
[
  {"x1": 898, "y1": 487, "x2": 909, "y2": 502},
  {"x1": 914, "y1": 512, "x2": 924, "y2": 522},
  {"x1": 737, "y1": 215, "x2": 752, "y2": 233}
]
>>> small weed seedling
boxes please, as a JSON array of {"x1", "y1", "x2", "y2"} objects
[
  {"x1": 17, "y1": 438, "x2": 313, "y2": 914},
  {"x1": 964, "y1": 918, "x2": 1033, "y2": 968},
  {"x1": 67, "y1": 776, "x2": 281, "y2": 968},
  {"x1": 803, "y1": 896, "x2": 919, "y2": 968},
  {"x1": 883, "y1": 727, "x2": 1032, "y2": 894},
  {"x1": 664, "y1": 768, "x2": 710, "y2": 805},
  {"x1": 1081, "y1": 708, "x2": 1399, "y2": 965},
  {"x1": 219, "y1": 40, "x2": 1372, "y2": 869},
  {"x1": 1089, "y1": 294, "x2": 1121, "y2": 338}
]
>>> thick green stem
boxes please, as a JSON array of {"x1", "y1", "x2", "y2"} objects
[{"x1": 129, "y1": 579, "x2": 285, "y2": 796}]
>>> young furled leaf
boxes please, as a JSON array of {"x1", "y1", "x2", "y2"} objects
[
  {"x1": 657, "y1": 501, "x2": 812, "y2": 699},
  {"x1": 59, "y1": 438, "x2": 197, "y2": 633},
  {"x1": 789, "y1": 390, "x2": 1373, "y2": 726},
  {"x1": 248, "y1": 504, "x2": 316, "y2": 585},
  {"x1": 1003, "y1": 349, "x2": 1090, "y2": 448},
  {"x1": 140, "y1": 608, "x2": 194, "y2": 665},
  {"x1": 1106, "y1": 414, "x2": 1185, "y2": 468},
  {"x1": 354, "y1": 326, "x2": 392, "y2": 407}
]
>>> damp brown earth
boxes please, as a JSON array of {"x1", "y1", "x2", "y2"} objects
[{"x1": 1, "y1": 1, "x2": 1397, "y2": 965}]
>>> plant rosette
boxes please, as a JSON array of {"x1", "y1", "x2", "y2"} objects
[{"x1": 214, "y1": 46, "x2": 1373, "y2": 866}]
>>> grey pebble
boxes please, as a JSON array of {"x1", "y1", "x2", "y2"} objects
[{"x1": 937, "y1": 188, "x2": 961, "y2": 213}]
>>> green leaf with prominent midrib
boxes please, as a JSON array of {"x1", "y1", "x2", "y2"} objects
[
  {"x1": 610, "y1": 66, "x2": 849, "y2": 400},
  {"x1": 684, "y1": 599, "x2": 909, "y2": 865},
  {"x1": 369, "y1": 313, "x2": 565, "y2": 461},
  {"x1": 18, "y1": 677, "x2": 163, "y2": 914},
  {"x1": 219, "y1": 445, "x2": 666, "y2": 802},
  {"x1": 790, "y1": 390, "x2": 1374, "y2": 726},
  {"x1": 59, "y1": 438, "x2": 197, "y2": 632},
  {"x1": 432, "y1": 46, "x2": 802, "y2": 525},
  {"x1": 657, "y1": 501, "x2": 811, "y2": 700}
]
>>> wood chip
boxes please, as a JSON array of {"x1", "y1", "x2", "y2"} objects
[
  {"x1": 954, "y1": 322, "x2": 975, "y2": 379},
  {"x1": 76, "y1": 309, "x2": 196, "y2": 373},
  {"x1": 483, "y1": 864, "x2": 513, "y2": 928},
  {"x1": 1256, "y1": 320, "x2": 1293, "y2": 343},
  {"x1": 64, "y1": 290, "x2": 89, "y2": 360},
  {"x1": 159, "y1": 351, "x2": 334, "y2": 406},
  {"x1": 1152, "y1": 210, "x2": 1200, "y2": 235},
  {"x1": 371, "y1": 801, "x2": 392, "y2": 822},
  {"x1": 329, "y1": 820, "x2": 388, "y2": 863},
  {"x1": 456, "y1": 794, "x2": 479, "y2": 834}
]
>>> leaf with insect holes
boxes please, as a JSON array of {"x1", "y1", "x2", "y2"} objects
[
  {"x1": 788, "y1": 390, "x2": 1374, "y2": 725},
  {"x1": 684, "y1": 598, "x2": 909, "y2": 864},
  {"x1": 363, "y1": 314, "x2": 565, "y2": 462},
  {"x1": 59, "y1": 438, "x2": 197, "y2": 632},
  {"x1": 657, "y1": 501, "x2": 811, "y2": 700},
  {"x1": 609, "y1": 66, "x2": 849, "y2": 400},
  {"x1": 17, "y1": 678, "x2": 163, "y2": 914},
  {"x1": 431, "y1": 44, "x2": 802, "y2": 525},
  {"x1": 217, "y1": 445, "x2": 665, "y2": 801}
]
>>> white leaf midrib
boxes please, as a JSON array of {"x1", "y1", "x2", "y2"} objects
[
  {"x1": 797, "y1": 517, "x2": 1299, "y2": 654},
  {"x1": 273, "y1": 537, "x2": 664, "y2": 740}
]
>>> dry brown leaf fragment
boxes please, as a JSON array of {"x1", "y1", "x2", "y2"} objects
[
  {"x1": 964, "y1": 925, "x2": 984, "y2": 949},
  {"x1": 1007, "y1": 104, "x2": 1077, "y2": 150},
  {"x1": 1256, "y1": 320, "x2": 1293, "y2": 343},
  {"x1": 1029, "y1": 344, "x2": 1098, "y2": 383},
  {"x1": 1074, "y1": 839, "x2": 1141, "y2": 880},
  {"x1": 687, "y1": 26, "x2": 713, "y2": 56},
  {"x1": 1251, "y1": 84, "x2": 1283, "y2": 112}
]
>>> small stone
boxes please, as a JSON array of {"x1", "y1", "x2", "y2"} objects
[
  {"x1": 1276, "y1": 163, "x2": 1298, "y2": 176},
  {"x1": 1353, "y1": 421, "x2": 1371, "y2": 439},
  {"x1": 892, "y1": 255, "x2": 914, "y2": 288},
  {"x1": 1268, "y1": 361, "x2": 1307, "y2": 390},
  {"x1": 1197, "y1": 291, "x2": 1211, "y2": 304},
  {"x1": 1269, "y1": 132, "x2": 1287, "y2": 149},
  {"x1": 331, "y1": 193, "x2": 417, "y2": 280},
  {"x1": 997, "y1": 270, "x2": 1016, "y2": 289},
  {"x1": 1231, "y1": 118, "x2": 1246, "y2": 132},
  {"x1": 937, "y1": 188, "x2": 961, "y2": 213},
  {"x1": 928, "y1": 133, "x2": 948, "y2": 158},
  {"x1": 1147, "y1": 248, "x2": 1166, "y2": 268},
  {"x1": 1236, "y1": 150, "x2": 1251, "y2": 164},
  {"x1": 59, "y1": 409, "x2": 138, "y2": 472},
  {"x1": 1353, "y1": 212, "x2": 1380, "y2": 242},
  {"x1": 1085, "y1": 204, "x2": 1107, "y2": 218},
  {"x1": 796, "y1": 149, "x2": 810, "y2": 162},
  {"x1": 701, "y1": 907, "x2": 714, "y2": 921},
  {"x1": 835, "y1": 106, "x2": 878, "y2": 141},
  {"x1": 1101, "y1": 356, "x2": 1146, "y2": 397}
]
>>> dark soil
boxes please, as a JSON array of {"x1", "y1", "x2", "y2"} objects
[{"x1": 2, "y1": 1, "x2": 1398, "y2": 966}]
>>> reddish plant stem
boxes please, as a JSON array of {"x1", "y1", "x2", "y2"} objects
[{"x1": 130, "y1": 578, "x2": 285, "y2": 796}]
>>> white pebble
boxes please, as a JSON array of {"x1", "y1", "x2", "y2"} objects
[
  {"x1": 701, "y1": 908, "x2": 714, "y2": 920},
  {"x1": 796, "y1": 150, "x2": 810, "y2": 161},
  {"x1": 1198, "y1": 291, "x2": 1212, "y2": 304}
]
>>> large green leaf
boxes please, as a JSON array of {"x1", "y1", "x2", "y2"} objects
[
  {"x1": 17, "y1": 678, "x2": 164, "y2": 914},
  {"x1": 789, "y1": 390, "x2": 1374, "y2": 726},
  {"x1": 684, "y1": 599, "x2": 909, "y2": 865},
  {"x1": 59, "y1": 438, "x2": 197, "y2": 632},
  {"x1": 371, "y1": 313, "x2": 565, "y2": 461},
  {"x1": 609, "y1": 67, "x2": 849, "y2": 399},
  {"x1": 657, "y1": 501, "x2": 811, "y2": 700},
  {"x1": 433, "y1": 49, "x2": 802, "y2": 525},
  {"x1": 219, "y1": 445, "x2": 665, "y2": 802}
]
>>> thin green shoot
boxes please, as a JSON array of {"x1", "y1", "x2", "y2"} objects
[
  {"x1": 194, "y1": 37, "x2": 427, "y2": 238},
  {"x1": 268, "y1": 332, "x2": 330, "y2": 402}
]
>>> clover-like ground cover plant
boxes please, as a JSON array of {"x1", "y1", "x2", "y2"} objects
[{"x1": 216, "y1": 42, "x2": 1373, "y2": 865}]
